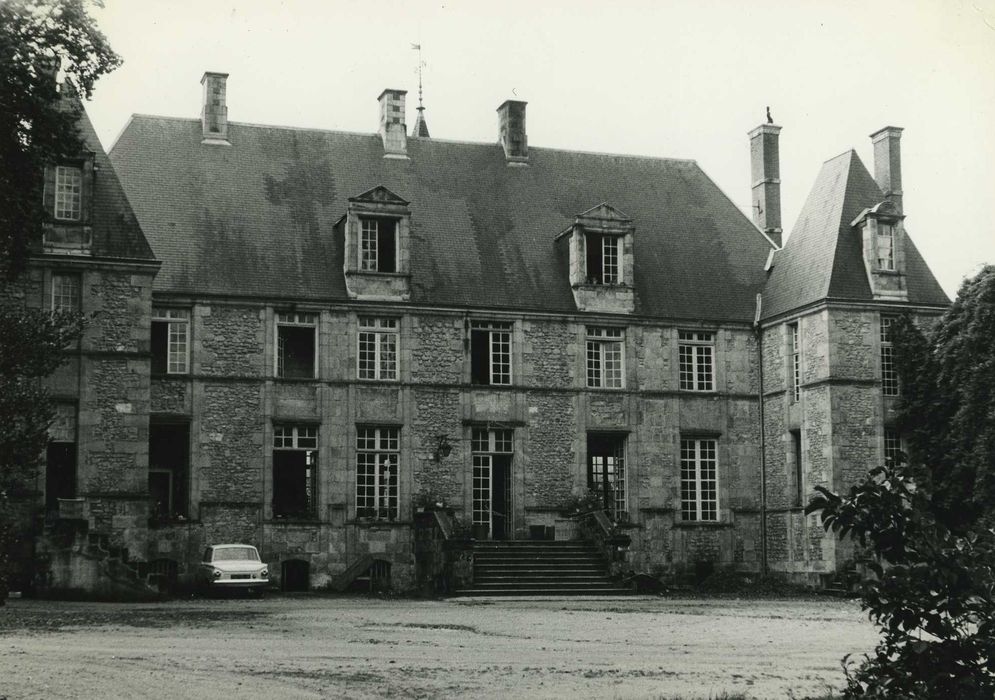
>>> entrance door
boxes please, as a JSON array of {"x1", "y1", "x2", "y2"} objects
[
  {"x1": 472, "y1": 454, "x2": 512, "y2": 539},
  {"x1": 587, "y1": 433, "x2": 626, "y2": 519},
  {"x1": 45, "y1": 442, "x2": 76, "y2": 512}
]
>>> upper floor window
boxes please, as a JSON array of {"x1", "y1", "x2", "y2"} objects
[
  {"x1": 358, "y1": 317, "x2": 398, "y2": 381},
  {"x1": 356, "y1": 426, "x2": 399, "y2": 520},
  {"x1": 360, "y1": 218, "x2": 397, "y2": 273},
  {"x1": 789, "y1": 322, "x2": 800, "y2": 402},
  {"x1": 880, "y1": 316, "x2": 898, "y2": 396},
  {"x1": 586, "y1": 233, "x2": 622, "y2": 285},
  {"x1": 680, "y1": 438, "x2": 718, "y2": 522},
  {"x1": 276, "y1": 312, "x2": 317, "y2": 379},
  {"x1": 470, "y1": 320, "x2": 512, "y2": 386},
  {"x1": 152, "y1": 308, "x2": 190, "y2": 375},
  {"x1": 273, "y1": 424, "x2": 318, "y2": 519},
  {"x1": 54, "y1": 166, "x2": 82, "y2": 221},
  {"x1": 51, "y1": 273, "x2": 81, "y2": 312},
  {"x1": 586, "y1": 327, "x2": 624, "y2": 389},
  {"x1": 678, "y1": 330, "x2": 715, "y2": 392},
  {"x1": 877, "y1": 223, "x2": 895, "y2": 271}
]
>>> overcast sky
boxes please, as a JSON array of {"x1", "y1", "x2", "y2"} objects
[{"x1": 84, "y1": 0, "x2": 995, "y2": 299}]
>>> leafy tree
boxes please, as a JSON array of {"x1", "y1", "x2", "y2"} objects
[
  {"x1": 892, "y1": 265, "x2": 995, "y2": 529},
  {"x1": 0, "y1": 0, "x2": 120, "y2": 277},
  {"x1": 0, "y1": 0, "x2": 117, "y2": 601}
]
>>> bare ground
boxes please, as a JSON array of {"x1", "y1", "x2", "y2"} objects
[{"x1": 0, "y1": 595, "x2": 876, "y2": 699}]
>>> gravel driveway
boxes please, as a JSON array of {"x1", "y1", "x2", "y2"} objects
[{"x1": 0, "y1": 595, "x2": 875, "y2": 699}]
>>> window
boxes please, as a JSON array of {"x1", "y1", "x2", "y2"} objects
[
  {"x1": 790, "y1": 429, "x2": 803, "y2": 507},
  {"x1": 360, "y1": 218, "x2": 397, "y2": 272},
  {"x1": 585, "y1": 233, "x2": 621, "y2": 284},
  {"x1": 46, "y1": 403, "x2": 77, "y2": 512},
  {"x1": 877, "y1": 223, "x2": 895, "y2": 271},
  {"x1": 356, "y1": 426, "x2": 399, "y2": 520},
  {"x1": 681, "y1": 438, "x2": 718, "y2": 521},
  {"x1": 884, "y1": 429, "x2": 903, "y2": 466},
  {"x1": 470, "y1": 320, "x2": 512, "y2": 385},
  {"x1": 54, "y1": 166, "x2": 82, "y2": 221},
  {"x1": 151, "y1": 309, "x2": 190, "y2": 375},
  {"x1": 472, "y1": 428, "x2": 513, "y2": 539},
  {"x1": 587, "y1": 433, "x2": 627, "y2": 519},
  {"x1": 276, "y1": 312, "x2": 317, "y2": 379},
  {"x1": 149, "y1": 423, "x2": 189, "y2": 521},
  {"x1": 586, "y1": 327, "x2": 625, "y2": 389},
  {"x1": 881, "y1": 316, "x2": 898, "y2": 396},
  {"x1": 273, "y1": 424, "x2": 318, "y2": 519},
  {"x1": 788, "y1": 322, "x2": 800, "y2": 402},
  {"x1": 678, "y1": 331, "x2": 715, "y2": 391},
  {"x1": 358, "y1": 317, "x2": 398, "y2": 381},
  {"x1": 51, "y1": 273, "x2": 81, "y2": 312}
]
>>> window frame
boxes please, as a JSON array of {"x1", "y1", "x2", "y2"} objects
[
  {"x1": 355, "y1": 426, "x2": 400, "y2": 521},
  {"x1": 678, "y1": 330, "x2": 715, "y2": 392},
  {"x1": 272, "y1": 424, "x2": 319, "y2": 520},
  {"x1": 587, "y1": 433, "x2": 627, "y2": 520},
  {"x1": 152, "y1": 308, "x2": 191, "y2": 375},
  {"x1": 51, "y1": 272, "x2": 81, "y2": 313},
  {"x1": 877, "y1": 222, "x2": 896, "y2": 271},
  {"x1": 585, "y1": 232, "x2": 623, "y2": 285},
  {"x1": 789, "y1": 322, "x2": 800, "y2": 402},
  {"x1": 359, "y1": 216, "x2": 398, "y2": 273},
  {"x1": 470, "y1": 320, "x2": 513, "y2": 386},
  {"x1": 880, "y1": 315, "x2": 899, "y2": 397},
  {"x1": 680, "y1": 437, "x2": 719, "y2": 522},
  {"x1": 884, "y1": 428, "x2": 903, "y2": 466},
  {"x1": 357, "y1": 317, "x2": 399, "y2": 381},
  {"x1": 586, "y1": 326, "x2": 625, "y2": 389},
  {"x1": 54, "y1": 165, "x2": 83, "y2": 222},
  {"x1": 471, "y1": 428, "x2": 514, "y2": 537},
  {"x1": 275, "y1": 311, "x2": 318, "y2": 379}
]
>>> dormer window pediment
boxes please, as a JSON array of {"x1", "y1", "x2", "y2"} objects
[
  {"x1": 558, "y1": 203, "x2": 635, "y2": 313},
  {"x1": 343, "y1": 186, "x2": 411, "y2": 301},
  {"x1": 852, "y1": 200, "x2": 908, "y2": 301}
]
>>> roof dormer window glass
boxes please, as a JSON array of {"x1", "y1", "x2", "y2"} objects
[
  {"x1": 360, "y1": 217, "x2": 397, "y2": 273},
  {"x1": 586, "y1": 233, "x2": 621, "y2": 285},
  {"x1": 877, "y1": 223, "x2": 895, "y2": 271},
  {"x1": 54, "y1": 166, "x2": 82, "y2": 221}
]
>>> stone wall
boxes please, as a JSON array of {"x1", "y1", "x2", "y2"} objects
[
  {"x1": 198, "y1": 305, "x2": 265, "y2": 376},
  {"x1": 198, "y1": 382, "x2": 263, "y2": 502}
]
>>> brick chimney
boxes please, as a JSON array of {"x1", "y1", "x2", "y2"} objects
[
  {"x1": 201, "y1": 72, "x2": 230, "y2": 145},
  {"x1": 870, "y1": 126, "x2": 903, "y2": 214},
  {"x1": 497, "y1": 100, "x2": 528, "y2": 163},
  {"x1": 748, "y1": 123, "x2": 782, "y2": 247},
  {"x1": 378, "y1": 89, "x2": 408, "y2": 158}
]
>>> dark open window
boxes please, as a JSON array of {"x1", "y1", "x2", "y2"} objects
[
  {"x1": 587, "y1": 433, "x2": 626, "y2": 519},
  {"x1": 791, "y1": 429, "x2": 803, "y2": 507},
  {"x1": 273, "y1": 425, "x2": 318, "y2": 519},
  {"x1": 149, "y1": 423, "x2": 189, "y2": 520},
  {"x1": 46, "y1": 442, "x2": 76, "y2": 512},
  {"x1": 360, "y1": 217, "x2": 397, "y2": 273},
  {"x1": 470, "y1": 321, "x2": 512, "y2": 385},
  {"x1": 276, "y1": 312, "x2": 317, "y2": 379},
  {"x1": 585, "y1": 233, "x2": 620, "y2": 284}
]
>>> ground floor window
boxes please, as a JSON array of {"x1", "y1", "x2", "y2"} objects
[
  {"x1": 884, "y1": 428, "x2": 903, "y2": 466},
  {"x1": 273, "y1": 424, "x2": 318, "y2": 519},
  {"x1": 681, "y1": 438, "x2": 718, "y2": 521},
  {"x1": 472, "y1": 428, "x2": 513, "y2": 539},
  {"x1": 587, "y1": 433, "x2": 626, "y2": 519},
  {"x1": 149, "y1": 422, "x2": 190, "y2": 521},
  {"x1": 356, "y1": 426, "x2": 399, "y2": 520},
  {"x1": 46, "y1": 402, "x2": 77, "y2": 513}
]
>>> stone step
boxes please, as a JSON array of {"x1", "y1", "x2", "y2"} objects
[{"x1": 453, "y1": 586, "x2": 632, "y2": 597}]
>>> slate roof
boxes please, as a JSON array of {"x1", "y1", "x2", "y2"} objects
[
  {"x1": 761, "y1": 149, "x2": 948, "y2": 320},
  {"x1": 109, "y1": 116, "x2": 773, "y2": 322},
  {"x1": 48, "y1": 100, "x2": 157, "y2": 262}
]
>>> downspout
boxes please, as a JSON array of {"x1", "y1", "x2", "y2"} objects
[{"x1": 753, "y1": 293, "x2": 769, "y2": 578}]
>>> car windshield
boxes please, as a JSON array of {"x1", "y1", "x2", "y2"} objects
[{"x1": 212, "y1": 547, "x2": 259, "y2": 562}]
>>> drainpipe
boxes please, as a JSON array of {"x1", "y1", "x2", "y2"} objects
[{"x1": 753, "y1": 293, "x2": 769, "y2": 578}]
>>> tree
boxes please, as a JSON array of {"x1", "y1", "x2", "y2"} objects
[
  {"x1": 0, "y1": 0, "x2": 117, "y2": 601},
  {"x1": 892, "y1": 265, "x2": 995, "y2": 530},
  {"x1": 0, "y1": 0, "x2": 120, "y2": 277}
]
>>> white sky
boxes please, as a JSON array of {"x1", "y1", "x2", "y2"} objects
[{"x1": 85, "y1": 0, "x2": 995, "y2": 299}]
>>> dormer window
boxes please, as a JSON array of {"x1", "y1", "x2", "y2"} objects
[
  {"x1": 54, "y1": 166, "x2": 83, "y2": 221},
  {"x1": 360, "y1": 218, "x2": 397, "y2": 272},
  {"x1": 852, "y1": 201, "x2": 907, "y2": 301},
  {"x1": 557, "y1": 203, "x2": 635, "y2": 313},
  {"x1": 877, "y1": 222, "x2": 895, "y2": 271},
  {"x1": 343, "y1": 186, "x2": 411, "y2": 301}
]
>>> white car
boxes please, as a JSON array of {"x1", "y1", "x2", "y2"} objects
[{"x1": 198, "y1": 544, "x2": 269, "y2": 595}]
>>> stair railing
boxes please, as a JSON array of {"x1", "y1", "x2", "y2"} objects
[{"x1": 579, "y1": 509, "x2": 632, "y2": 580}]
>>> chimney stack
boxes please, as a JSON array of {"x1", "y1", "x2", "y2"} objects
[
  {"x1": 201, "y1": 72, "x2": 230, "y2": 145},
  {"x1": 378, "y1": 89, "x2": 408, "y2": 158},
  {"x1": 748, "y1": 123, "x2": 782, "y2": 247},
  {"x1": 870, "y1": 126, "x2": 903, "y2": 214},
  {"x1": 497, "y1": 100, "x2": 528, "y2": 163}
]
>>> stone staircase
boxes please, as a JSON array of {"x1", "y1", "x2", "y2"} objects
[{"x1": 455, "y1": 540, "x2": 631, "y2": 596}]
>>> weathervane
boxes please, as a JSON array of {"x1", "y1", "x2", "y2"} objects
[{"x1": 411, "y1": 43, "x2": 430, "y2": 137}]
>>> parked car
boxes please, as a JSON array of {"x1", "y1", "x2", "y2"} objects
[{"x1": 197, "y1": 544, "x2": 269, "y2": 595}]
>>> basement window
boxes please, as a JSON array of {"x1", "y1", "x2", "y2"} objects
[
  {"x1": 152, "y1": 308, "x2": 190, "y2": 375},
  {"x1": 273, "y1": 424, "x2": 318, "y2": 519},
  {"x1": 585, "y1": 233, "x2": 622, "y2": 285},
  {"x1": 470, "y1": 320, "x2": 512, "y2": 385},
  {"x1": 276, "y1": 312, "x2": 317, "y2": 379},
  {"x1": 360, "y1": 217, "x2": 397, "y2": 273}
]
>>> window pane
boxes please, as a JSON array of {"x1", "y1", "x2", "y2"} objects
[
  {"x1": 54, "y1": 166, "x2": 82, "y2": 221},
  {"x1": 52, "y1": 274, "x2": 80, "y2": 312},
  {"x1": 361, "y1": 219, "x2": 378, "y2": 271}
]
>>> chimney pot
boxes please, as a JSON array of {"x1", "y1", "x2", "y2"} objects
[
  {"x1": 748, "y1": 123, "x2": 782, "y2": 247},
  {"x1": 201, "y1": 71, "x2": 230, "y2": 145},
  {"x1": 378, "y1": 89, "x2": 408, "y2": 158},
  {"x1": 497, "y1": 100, "x2": 528, "y2": 163},
  {"x1": 870, "y1": 126, "x2": 903, "y2": 214}
]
